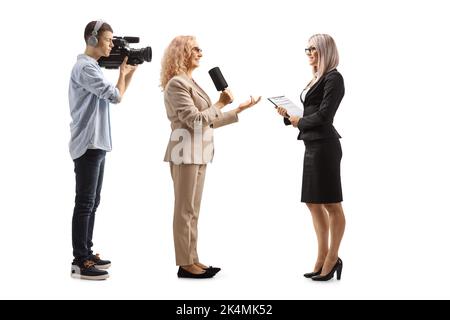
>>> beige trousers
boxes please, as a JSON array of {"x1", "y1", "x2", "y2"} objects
[{"x1": 170, "y1": 163, "x2": 207, "y2": 266}]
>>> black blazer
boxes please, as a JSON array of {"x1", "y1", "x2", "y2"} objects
[{"x1": 284, "y1": 69, "x2": 344, "y2": 141}]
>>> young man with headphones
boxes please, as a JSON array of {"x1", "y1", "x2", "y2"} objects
[{"x1": 68, "y1": 20, "x2": 137, "y2": 280}]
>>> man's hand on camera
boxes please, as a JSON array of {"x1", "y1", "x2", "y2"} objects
[
  {"x1": 116, "y1": 56, "x2": 138, "y2": 99},
  {"x1": 120, "y1": 56, "x2": 138, "y2": 76}
]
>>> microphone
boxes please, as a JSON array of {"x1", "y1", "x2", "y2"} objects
[{"x1": 208, "y1": 67, "x2": 228, "y2": 92}]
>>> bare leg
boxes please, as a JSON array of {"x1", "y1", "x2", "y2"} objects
[
  {"x1": 321, "y1": 203, "x2": 346, "y2": 275},
  {"x1": 306, "y1": 203, "x2": 330, "y2": 272}
]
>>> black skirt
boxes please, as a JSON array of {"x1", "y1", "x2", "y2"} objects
[{"x1": 301, "y1": 138, "x2": 343, "y2": 203}]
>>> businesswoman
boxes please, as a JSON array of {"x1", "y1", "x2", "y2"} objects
[
  {"x1": 161, "y1": 36, "x2": 260, "y2": 278},
  {"x1": 277, "y1": 34, "x2": 345, "y2": 281}
]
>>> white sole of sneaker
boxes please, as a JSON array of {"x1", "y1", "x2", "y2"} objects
[
  {"x1": 94, "y1": 263, "x2": 111, "y2": 270},
  {"x1": 71, "y1": 273, "x2": 109, "y2": 281}
]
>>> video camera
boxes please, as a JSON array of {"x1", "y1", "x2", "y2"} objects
[{"x1": 98, "y1": 36, "x2": 152, "y2": 69}]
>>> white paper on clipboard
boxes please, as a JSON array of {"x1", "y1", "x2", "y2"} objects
[{"x1": 267, "y1": 96, "x2": 303, "y2": 117}]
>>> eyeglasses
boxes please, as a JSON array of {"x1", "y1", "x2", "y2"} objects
[
  {"x1": 304, "y1": 46, "x2": 316, "y2": 55},
  {"x1": 192, "y1": 47, "x2": 203, "y2": 53}
]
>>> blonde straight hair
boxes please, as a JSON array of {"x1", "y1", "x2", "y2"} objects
[
  {"x1": 160, "y1": 35, "x2": 197, "y2": 89},
  {"x1": 308, "y1": 34, "x2": 339, "y2": 84}
]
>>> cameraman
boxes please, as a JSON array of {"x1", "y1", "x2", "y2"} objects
[{"x1": 68, "y1": 20, "x2": 137, "y2": 280}]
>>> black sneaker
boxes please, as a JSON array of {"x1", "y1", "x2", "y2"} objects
[
  {"x1": 71, "y1": 260, "x2": 109, "y2": 280},
  {"x1": 89, "y1": 253, "x2": 111, "y2": 270}
]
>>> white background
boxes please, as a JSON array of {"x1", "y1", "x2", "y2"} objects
[{"x1": 1, "y1": 0, "x2": 449, "y2": 299}]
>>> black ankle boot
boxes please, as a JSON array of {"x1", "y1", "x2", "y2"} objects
[{"x1": 311, "y1": 258, "x2": 343, "y2": 281}]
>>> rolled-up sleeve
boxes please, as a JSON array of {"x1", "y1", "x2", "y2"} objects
[
  {"x1": 79, "y1": 64, "x2": 121, "y2": 104},
  {"x1": 166, "y1": 78, "x2": 222, "y2": 129}
]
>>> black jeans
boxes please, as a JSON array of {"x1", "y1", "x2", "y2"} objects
[{"x1": 72, "y1": 149, "x2": 106, "y2": 262}]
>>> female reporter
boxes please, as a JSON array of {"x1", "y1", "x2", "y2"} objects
[
  {"x1": 277, "y1": 34, "x2": 345, "y2": 281},
  {"x1": 161, "y1": 36, "x2": 260, "y2": 278}
]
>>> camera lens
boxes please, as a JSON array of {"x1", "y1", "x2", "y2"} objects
[{"x1": 142, "y1": 47, "x2": 152, "y2": 62}]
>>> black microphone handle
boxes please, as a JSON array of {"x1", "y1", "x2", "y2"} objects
[
  {"x1": 209, "y1": 67, "x2": 228, "y2": 92},
  {"x1": 209, "y1": 67, "x2": 233, "y2": 103}
]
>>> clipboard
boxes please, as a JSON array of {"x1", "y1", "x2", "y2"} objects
[{"x1": 267, "y1": 95, "x2": 303, "y2": 117}]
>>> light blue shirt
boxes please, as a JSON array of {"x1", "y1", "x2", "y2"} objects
[{"x1": 68, "y1": 54, "x2": 121, "y2": 160}]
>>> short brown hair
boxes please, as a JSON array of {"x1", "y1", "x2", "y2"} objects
[{"x1": 84, "y1": 21, "x2": 113, "y2": 44}]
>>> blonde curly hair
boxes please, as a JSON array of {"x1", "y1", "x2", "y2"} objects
[{"x1": 160, "y1": 35, "x2": 197, "y2": 89}]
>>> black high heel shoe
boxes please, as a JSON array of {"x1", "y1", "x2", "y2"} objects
[
  {"x1": 303, "y1": 268, "x2": 322, "y2": 278},
  {"x1": 311, "y1": 258, "x2": 343, "y2": 281}
]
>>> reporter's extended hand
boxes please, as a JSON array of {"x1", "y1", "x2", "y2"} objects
[
  {"x1": 119, "y1": 56, "x2": 138, "y2": 77},
  {"x1": 277, "y1": 106, "x2": 288, "y2": 117},
  {"x1": 216, "y1": 89, "x2": 234, "y2": 109},
  {"x1": 236, "y1": 96, "x2": 262, "y2": 113}
]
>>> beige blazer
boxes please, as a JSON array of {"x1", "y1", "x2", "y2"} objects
[{"x1": 163, "y1": 74, "x2": 238, "y2": 164}]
